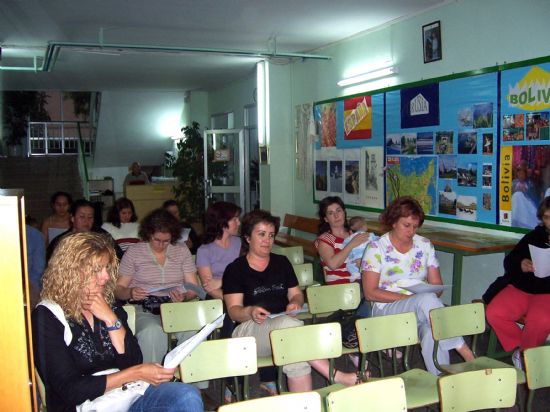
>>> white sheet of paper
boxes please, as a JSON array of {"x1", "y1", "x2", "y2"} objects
[
  {"x1": 267, "y1": 303, "x2": 309, "y2": 319},
  {"x1": 163, "y1": 313, "x2": 225, "y2": 369},
  {"x1": 146, "y1": 284, "x2": 186, "y2": 294},
  {"x1": 400, "y1": 283, "x2": 452, "y2": 294},
  {"x1": 528, "y1": 244, "x2": 550, "y2": 278}
]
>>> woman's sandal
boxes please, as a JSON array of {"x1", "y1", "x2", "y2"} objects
[{"x1": 259, "y1": 381, "x2": 278, "y2": 396}]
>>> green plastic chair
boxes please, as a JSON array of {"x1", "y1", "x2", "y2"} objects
[
  {"x1": 524, "y1": 345, "x2": 550, "y2": 412},
  {"x1": 438, "y1": 368, "x2": 517, "y2": 412},
  {"x1": 218, "y1": 391, "x2": 322, "y2": 412},
  {"x1": 179, "y1": 336, "x2": 257, "y2": 404},
  {"x1": 273, "y1": 245, "x2": 305, "y2": 265},
  {"x1": 122, "y1": 304, "x2": 136, "y2": 334},
  {"x1": 160, "y1": 299, "x2": 223, "y2": 350},
  {"x1": 35, "y1": 369, "x2": 47, "y2": 412},
  {"x1": 306, "y1": 282, "x2": 361, "y2": 323},
  {"x1": 355, "y1": 312, "x2": 439, "y2": 410},
  {"x1": 270, "y1": 322, "x2": 346, "y2": 399},
  {"x1": 326, "y1": 377, "x2": 407, "y2": 412},
  {"x1": 429, "y1": 303, "x2": 526, "y2": 385},
  {"x1": 293, "y1": 262, "x2": 318, "y2": 289}
]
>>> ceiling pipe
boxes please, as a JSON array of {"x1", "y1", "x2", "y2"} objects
[{"x1": 42, "y1": 40, "x2": 332, "y2": 72}]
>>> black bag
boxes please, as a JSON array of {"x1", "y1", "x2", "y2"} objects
[
  {"x1": 141, "y1": 296, "x2": 171, "y2": 315},
  {"x1": 324, "y1": 309, "x2": 359, "y2": 349}
]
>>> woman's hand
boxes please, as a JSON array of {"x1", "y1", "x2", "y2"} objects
[
  {"x1": 250, "y1": 306, "x2": 270, "y2": 324},
  {"x1": 81, "y1": 290, "x2": 116, "y2": 324},
  {"x1": 348, "y1": 232, "x2": 370, "y2": 247},
  {"x1": 138, "y1": 363, "x2": 176, "y2": 386},
  {"x1": 521, "y1": 258, "x2": 535, "y2": 273},
  {"x1": 203, "y1": 278, "x2": 222, "y2": 293},
  {"x1": 130, "y1": 287, "x2": 148, "y2": 301},
  {"x1": 285, "y1": 302, "x2": 302, "y2": 315},
  {"x1": 169, "y1": 288, "x2": 184, "y2": 302}
]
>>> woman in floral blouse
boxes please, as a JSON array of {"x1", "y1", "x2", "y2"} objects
[{"x1": 361, "y1": 196, "x2": 474, "y2": 375}]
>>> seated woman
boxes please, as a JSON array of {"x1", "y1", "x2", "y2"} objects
[
  {"x1": 223, "y1": 209, "x2": 359, "y2": 392},
  {"x1": 32, "y1": 232, "x2": 202, "y2": 412},
  {"x1": 102, "y1": 197, "x2": 140, "y2": 252},
  {"x1": 315, "y1": 196, "x2": 373, "y2": 319},
  {"x1": 41, "y1": 191, "x2": 73, "y2": 244},
  {"x1": 115, "y1": 209, "x2": 200, "y2": 364},
  {"x1": 486, "y1": 196, "x2": 550, "y2": 369},
  {"x1": 362, "y1": 196, "x2": 474, "y2": 375}
]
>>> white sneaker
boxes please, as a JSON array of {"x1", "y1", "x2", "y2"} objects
[{"x1": 512, "y1": 349, "x2": 523, "y2": 370}]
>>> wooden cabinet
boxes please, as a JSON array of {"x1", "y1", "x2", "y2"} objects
[
  {"x1": 125, "y1": 183, "x2": 175, "y2": 220},
  {"x1": 0, "y1": 189, "x2": 37, "y2": 411}
]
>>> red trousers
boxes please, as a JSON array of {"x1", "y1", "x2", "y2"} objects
[{"x1": 486, "y1": 284, "x2": 550, "y2": 352}]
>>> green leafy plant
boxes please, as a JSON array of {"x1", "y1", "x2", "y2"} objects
[{"x1": 2, "y1": 91, "x2": 50, "y2": 146}]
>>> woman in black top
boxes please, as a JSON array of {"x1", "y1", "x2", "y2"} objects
[
  {"x1": 486, "y1": 196, "x2": 550, "y2": 369},
  {"x1": 32, "y1": 232, "x2": 202, "y2": 412},
  {"x1": 223, "y1": 210, "x2": 358, "y2": 393}
]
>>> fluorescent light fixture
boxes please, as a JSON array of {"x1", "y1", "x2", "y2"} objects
[
  {"x1": 337, "y1": 66, "x2": 398, "y2": 87},
  {"x1": 257, "y1": 60, "x2": 270, "y2": 146}
]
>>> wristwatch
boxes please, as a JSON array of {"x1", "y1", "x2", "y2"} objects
[{"x1": 106, "y1": 319, "x2": 122, "y2": 331}]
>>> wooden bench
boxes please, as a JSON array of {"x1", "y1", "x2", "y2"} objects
[{"x1": 275, "y1": 214, "x2": 319, "y2": 259}]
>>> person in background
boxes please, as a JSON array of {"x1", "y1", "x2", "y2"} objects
[
  {"x1": 26, "y1": 222, "x2": 46, "y2": 307},
  {"x1": 41, "y1": 191, "x2": 73, "y2": 244},
  {"x1": 33, "y1": 232, "x2": 202, "y2": 412},
  {"x1": 163, "y1": 199, "x2": 200, "y2": 254},
  {"x1": 486, "y1": 196, "x2": 550, "y2": 370},
  {"x1": 224, "y1": 210, "x2": 360, "y2": 394},
  {"x1": 362, "y1": 196, "x2": 474, "y2": 375},
  {"x1": 343, "y1": 216, "x2": 378, "y2": 290},
  {"x1": 123, "y1": 162, "x2": 150, "y2": 187},
  {"x1": 102, "y1": 197, "x2": 140, "y2": 252},
  {"x1": 115, "y1": 209, "x2": 199, "y2": 364},
  {"x1": 46, "y1": 199, "x2": 123, "y2": 262}
]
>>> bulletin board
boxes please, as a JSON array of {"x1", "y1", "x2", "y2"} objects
[{"x1": 312, "y1": 56, "x2": 550, "y2": 230}]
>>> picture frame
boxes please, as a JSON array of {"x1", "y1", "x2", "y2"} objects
[{"x1": 423, "y1": 20, "x2": 442, "y2": 63}]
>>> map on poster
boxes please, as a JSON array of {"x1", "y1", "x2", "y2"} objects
[{"x1": 386, "y1": 155, "x2": 437, "y2": 214}]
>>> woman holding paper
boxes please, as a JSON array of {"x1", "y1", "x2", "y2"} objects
[
  {"x1": 115, "y1": 208, "x2": 200, "y2": 363},
  {"x1": 362, "y1": 196, "x2": 474, "y2": 375},
  {"x1": 487, "y1": 196, "x2": 550, "y2": 369},
  {"x1": 224, "y1": 210, "x2": 360, "y2": 392},
  {"x1": 32, "y1": 232, "x2": 202, "y2": 412}
]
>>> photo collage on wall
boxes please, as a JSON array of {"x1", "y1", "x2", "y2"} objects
[
  {"x1": 499, "y1": 63, "x2": 550, "y2": 229},
  {"x1": 311, "y1": 60, "x2": 550, "y2": 229},
  {"x1": 385, "y1": 73, "x2": 498, "y2": 224}
]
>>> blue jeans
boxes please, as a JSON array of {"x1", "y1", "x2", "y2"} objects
[{"x1": 129, "y1": 382, "x2": 203, "y2": 412}]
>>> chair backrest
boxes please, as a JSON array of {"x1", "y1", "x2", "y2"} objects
[
  {"x1": 218, "y1": 391, "x2": 322, "y2": 412},
  {"x1": 160, "y1": 299, "x2": 223, "y2": 333},
  {"x1": 429, "y1": 302, "x2": 486, "y2": 341},
  {"x1": 356, "y1": 311, "x2": 419, "y2": 353},
  {"x1": 35, "y1": 369, "x2": 46, "y2": 412},
  {"x1": 306, "y1": 283, "x2": 361, "y2": 314},
  {"x1": 524, "y1": 345, "x2": 550, "y2": 390},
  {"x1": 122, "y1": 304, "x2": 136, "y2": 334},
  {"x1": 438, "y1": 368, "x2": 517, "y2": 412},
  {"x1": 179, "y1": 336, "x2": 257, "y2": 383},
  {"x1": 326, "y1": 377, "x2": 407, "y2": 412},
  {"x1": 270, "y1": 322, "x2": 342, "y2": 365},
  {"x1": 293, "y1": 263, "x2": 315, "y2": 288},
  {"x1": 273, "y1": 245, "x2": 304, "y2": 265}
]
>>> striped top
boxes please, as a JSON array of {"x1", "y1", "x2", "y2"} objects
[
  {"x1": 119, "y1": 242, "x2": 196, "y2": 296},
  {"x1": 101, "y1": 222, "x2": 140, "y2": 252},
  {"x1": 315, "y1": 231, "x2": 352, "y2": 284}
]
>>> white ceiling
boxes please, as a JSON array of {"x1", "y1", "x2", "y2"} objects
[{"x1": 0, "y1": 0, "x2": 444, "y2": 92}]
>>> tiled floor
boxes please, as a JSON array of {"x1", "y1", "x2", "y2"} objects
[{"x1": 204, "y1": 329, "x2": 550, "y2": 411}]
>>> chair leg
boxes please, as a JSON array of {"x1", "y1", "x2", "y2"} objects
[{"x1": 527, "y1": 389, "x2": 535, "y2": 412}]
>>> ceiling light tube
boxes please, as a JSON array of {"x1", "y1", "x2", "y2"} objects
[{"x1": 337, "y1": 66, "x2": 398, "y2": 87}]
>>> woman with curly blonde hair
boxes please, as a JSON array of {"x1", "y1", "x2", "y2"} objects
[{"x1": 33, "y1": 232, "x2": 202, "y2": 412}]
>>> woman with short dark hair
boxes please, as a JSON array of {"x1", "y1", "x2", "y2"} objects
[
  {"x1": 115, "y1": 209, "x2": 200, "y2": 363},
  {"x1": 362, "y1": 196, "x2": 474, "y2": 375}
]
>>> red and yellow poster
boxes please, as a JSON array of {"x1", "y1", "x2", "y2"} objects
[{"x1": 343, "y1": 96, "x2": 372, "y2": 140}]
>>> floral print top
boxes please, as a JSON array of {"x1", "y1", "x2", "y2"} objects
[{"x1": 361, "y1": 233, "x2": 439, "y2": 306}]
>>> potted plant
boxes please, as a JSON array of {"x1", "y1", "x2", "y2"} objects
[{"x1": 2, "y1": 91, "x2": 50, "y2": 156}]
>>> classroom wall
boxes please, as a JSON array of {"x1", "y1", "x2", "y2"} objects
[{"x1": 206, "y1": 0, "x2": 550, "y2": 302}]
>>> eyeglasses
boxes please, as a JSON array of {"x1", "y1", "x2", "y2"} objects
[{"x1": 151, "y1": 237, "x2": 171, "y2": 245}]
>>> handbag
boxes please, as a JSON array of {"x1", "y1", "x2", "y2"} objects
[
  {"x1": 77, "y1": 369, "x2": 150, "y2": 412},
  {"x1": 141, "y1": 295, "x2": 171, "y2": 315}
]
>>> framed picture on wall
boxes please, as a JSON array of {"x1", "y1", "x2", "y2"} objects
[{"x1": 423, "y1": 20, "x2": 442, "y2": 63}]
